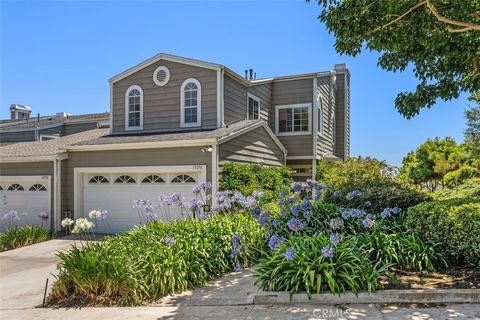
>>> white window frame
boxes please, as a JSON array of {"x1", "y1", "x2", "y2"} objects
[
  {"x1": 246, "y1": 93, "x2": 260, "y2": 120},
  {"x1": 275, "y1": 103, "x2": 312, "y2": 136},
  {"x1": 180, "y1": 78, "x2": 202, "y2": 128},
  {"x1": 125, "y1": 85, "x2": 144, "y2": 131},
  {"x1": 39, "y1": 134, "x2": 59, "y2": 141},
  {"x1": 317, "y1": 94, "x2": 324, "y2": 135}
]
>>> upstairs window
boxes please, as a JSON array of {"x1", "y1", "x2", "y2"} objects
[
  {"x1": 317, "y1": 94, "x2": 324, "y2": 134},
  {"x1": 247, "y1": 93, "x2": 260, "y2": 120},
  {"x1": 181, "y1": 78, "x2": 201, "y2": 127},
  {"x1": 125, "y1": 85, "x2": 143, "y2": 130},
  {"x1": 275, "y1": 104, "x2": 311, "y2": 135}
]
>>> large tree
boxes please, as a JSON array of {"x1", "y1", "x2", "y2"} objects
[{"x1": 312, "y1": 0, "x2": 480, "y2": 118}]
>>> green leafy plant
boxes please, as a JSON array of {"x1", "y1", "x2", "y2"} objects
[
  {"x1": 407, "y1": 197, "x2": 480, "y2": 267},
  {"x1": 220, "y1": 163, "x2": 292, "y2": 203},
  {"x1": 49, "y1": 213, "x2": 265, "y2": 306},
  {"x1": 256, "y1": 235, "x2": 389, "y2": 297},
  {"x1": 0, "y1": 226, "x2": 53, "y2": 251},
  {"x1": 317, "y1": 157, "x2": 428, "y2": 212}
]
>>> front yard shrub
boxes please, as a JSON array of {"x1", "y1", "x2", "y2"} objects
[
  {"x1": 220, "y1": 163, "x2": 292, "y2": 203},
  {"x1": 317, "y1": 157, "x2": 428, "y2": 213},
  {"x1": 49, "y1": 213, "x2": 265, "y2": 306},
  {"x1": 433, "y1": 178, "x2": 480, "y2": 200},
  {"x1": 0, "y1": 226, "x2": 52, "y2": 251},
  {"x1": 256, "y1": 235, "x2": 389, "y2": 297},
  {"x1": 407, "y1": 199, "x2": 480, "y2": 267}
]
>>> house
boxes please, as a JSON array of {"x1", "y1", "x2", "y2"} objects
[{"x1": 0, "y1": 53, "x2": 350, "y2": 233}]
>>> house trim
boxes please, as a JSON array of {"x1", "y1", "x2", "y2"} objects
[
  {"x1": 0, "y1": 153, "x2": 68, "y2": 163},
  {"x1": 287, "y1": 156, "x2": 314, "y2": 160},
  {"x1": 66, "y1": 139, "x2": 219, "y2": 152},
  {"x1": 109, "y1": 53, "x2": 222, "y2": 84}
]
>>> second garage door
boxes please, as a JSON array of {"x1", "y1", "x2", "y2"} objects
[{"x1": 78, "y1": 166, "x2": 206, "y2": 234}]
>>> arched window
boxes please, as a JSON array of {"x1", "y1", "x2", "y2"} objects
[
  {"x1": 142, "y1": 175, "x2": 165, "y2": 184},
  {"x1": 125, "y1": 85, "x2": 143, "y2": 130},
  {"x1": 8, "y1": 184, "x2": 24, "y2": 191},
  {"x1": 171, "y1": 174, "x2": 196, "y2": 183},
  {"x1": 29, "y1": 184, "x2": 47, "y2": 191},
  {"x1": 180, "y1": 78, "x2": 201, "y2": 127},
  {"x1": 114, "y1": 175, "x2": 136, "y2": 184},
  {"x1": 89, "y1": 176, "x2": 109, "y2": 184}
]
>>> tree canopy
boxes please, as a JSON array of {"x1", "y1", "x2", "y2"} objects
[{"x1": 312, "y1": 0, "x2": 480, "y2": 118}]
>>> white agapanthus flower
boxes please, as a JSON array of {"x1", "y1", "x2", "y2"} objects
[
  {"x1": 88, "y1": 210, "x2": 99, "y2": 219},
  {"x1": 75, "y1": 217, "x2": 94, "y2": 230},
  {"x1": 61, "y1": 217, "x2": 74, "y2": 227},
  {"x1": 71, "y1": 226, "x2": 81, "y2": 234}
]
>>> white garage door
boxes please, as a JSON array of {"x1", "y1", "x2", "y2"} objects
[
  {"x1": 0, "y1": 176, "x2": 51, "y2": 232},
  {"x1": 78, "y1": 166, "x2": 206, "y2": 234}
]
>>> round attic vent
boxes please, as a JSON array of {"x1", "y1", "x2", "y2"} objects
[{"x1": 153, "y1": 66, "x2": 170, "y2": 86}]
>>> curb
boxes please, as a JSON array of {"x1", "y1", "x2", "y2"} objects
[{"x1": 253, "y1": 289, "x2": 480, "y2": 305}]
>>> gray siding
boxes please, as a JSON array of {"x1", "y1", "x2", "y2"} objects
[
  {"x1": 112, "y1": 59, "x2": 218, "y2": 134},
  {"x1": 62, "y1": 148, "x2": 212, "y2": 214},
  {"x1": 219, "y1": 126, "x2": 284, "y2": 167},
  {"x1": 272, "y1": 79, "x2": 314, "y2": 157},
  {"x1": 0, "y1": 131, "x2": 36, "y2": 143},
  {"x1": 0, "y1": 161, "x2": 54, "y2": 228},
  {"x1": 223, "y1": 75, "x2": 272, "y2": 127},
  {"x1": 39, "y1": 126, "x2": 64, "y2": 136},
  {"x1": 316, "y1": 74, "x2": 335, "y2": 158},
  {"x1": 64, "y1": 122, "x2": 100, "y2": 135},
  {"x1": 335, "y1": 72, "x2": 350, "y2": 160},
  {"x1": 224, "y1": 74, "x2": 248, "y2": 124}
]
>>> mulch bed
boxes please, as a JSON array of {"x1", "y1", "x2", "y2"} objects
[{"x1": 383, "y1": 267, "x2": 480, "y2": 290}]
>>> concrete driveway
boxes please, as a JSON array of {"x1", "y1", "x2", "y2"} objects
[{"x1": 0, "y1": 238, "x2": 77, "y2": 310}]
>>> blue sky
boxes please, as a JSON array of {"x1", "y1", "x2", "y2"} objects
[{"x1": 0, "y1": 1, "x2": 469, "y2": 166}]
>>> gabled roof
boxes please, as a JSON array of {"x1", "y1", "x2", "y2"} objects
[{"x1": 0, "y1": 128, "x2": 109, "y2": 161}]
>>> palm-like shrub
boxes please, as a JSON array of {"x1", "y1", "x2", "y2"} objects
[
  {"x1": 0, "y1": 226, "x2": 52, "y2": 251},
  {"x1": 50, "y1": 213, "x2": 265, "y2": 306},
  {"x1": 256, "y1": 235, "x2": 389, "y2": 297}
]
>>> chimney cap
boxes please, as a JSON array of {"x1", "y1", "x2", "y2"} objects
[{"x1": 10, "y1": 104, "x2": 32, "y2": 112}]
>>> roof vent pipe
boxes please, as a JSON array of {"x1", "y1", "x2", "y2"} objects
[
  {"x1": 245, "y1": 70, "x2": 248, "y2": 79},
  {"x1": 249, "y1": 69, "x2": 253, "y2": 80},
  {"x1": 37, "y1": 113, "x2": 40, "y2": 122}
]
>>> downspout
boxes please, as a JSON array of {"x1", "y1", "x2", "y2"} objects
[
  {"x1": 53, "y1": 157, "x2": 62, "y2": 232},
  {"x1": 211, "y1": 144, "x2": 219, "y2": 204},
  {"x1": 221, "y1": 67, "x2": 225, "y2": 127},
  {"x1": 312, "y1": 77, "x2": 318, "y2": 181}
]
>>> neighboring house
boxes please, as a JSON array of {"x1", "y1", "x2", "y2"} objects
[
  {"x1": 0, "y1": 106, "x2": 110, "y2": 144},
  {"x1": 0, "y1": 53, "x2": 350, "y2": 233}
]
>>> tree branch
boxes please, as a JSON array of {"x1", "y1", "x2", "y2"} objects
[
  {"x1": 371, "y1": 0, "x2": 480, "y2": 34},
  {"x1": 426, "y1": 0, "x2": 480, "y2": 32}
]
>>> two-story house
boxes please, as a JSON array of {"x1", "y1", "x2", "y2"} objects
[{"x1": 0, "y1": 53, "x2": 350, "y2": 233}]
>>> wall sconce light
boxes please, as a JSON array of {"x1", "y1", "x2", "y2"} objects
[{"x1": 201, "y1": 146, "x2": 213, "y2": 153}]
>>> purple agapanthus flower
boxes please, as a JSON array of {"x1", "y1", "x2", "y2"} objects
[
  {"x1": 1, "y1": 210, "x2": 20, "y2": 222},
  {"x1": 303, "y1": 210, "x2": 313, "y2": 219},
  {"x1": 333, "y1": 190, "x2": 343, "y2": 197},
  {"x1": 268, "y1": 235, "x2": 285, "y2": 251},
  {"x1": 392, "y1": 207, "x2": 402, "y2": 215},
  {"x1": 362, "y1": 214, "x2": 375, "y2": 228},
  {"x1": 251, "y1": 207, "x2": 260, "y2": 218},
  {"x1": 243, "y1": 195, "x2": 257, "y2": 209},
  {"x1": 329, "y1": 233, "x2": 341, "y2": 245},
  {"x1": 346, "y1": 190, "x2": 362, "y2": 200},
  {"x1": 291, "y1": 182, "x2": 303, "y2": 193},
  {"x1": 322, "y1": 245, "x2": 335, "y2": 258},
  {"x1": 301, "y1": 197, "x2": 310, "y2": 210},
  {"x1": 167, "y1": 192, "x2": 182, "y2": 205},
  {"x1": 341, "y1": 209, "x2": 364, "y2": 219},
  {"x1": 287, "y1": 218, "x2": 306, "y2": 232},
  {"x1": 283, "y1": 247, "x2": 296, "y2": 261},
  {"x1": 163, "y1": 236, "x2": 176, "y2": 246},
  {"x1": 329, "y1": 218, "x2": 344, "y2": 230},
  {"x1": 233, "y1": 263, "x2": 243, "y2": 272},
  {"x1": 38, "y1": 212, "x2": 48, "y2": 220},
  {"x1": 257, "y1": 212, "x2": 269, "y2": 226},
  {"x1": 272, "y1": 220, "x2": 280, "y2": 229},
  {"x1": 231, "y1": 234, "x2": 241, "y2": 247},
  {"x1": 291, "y1": 205, "x2": 301, "y2": 216},
  {"x1": 285, "y1": 197, "x2": 297, "y2": 206},
  {"x1": 279, "y1": 190, "x2": 289, "y2": 199},
  {"x1": 364, "y1": 201, "x2": 372, "y2": 207}
]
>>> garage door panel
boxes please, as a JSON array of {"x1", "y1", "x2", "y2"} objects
[{"x1": 81, "y1": 168, "x2": 205, "y2": 234}]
